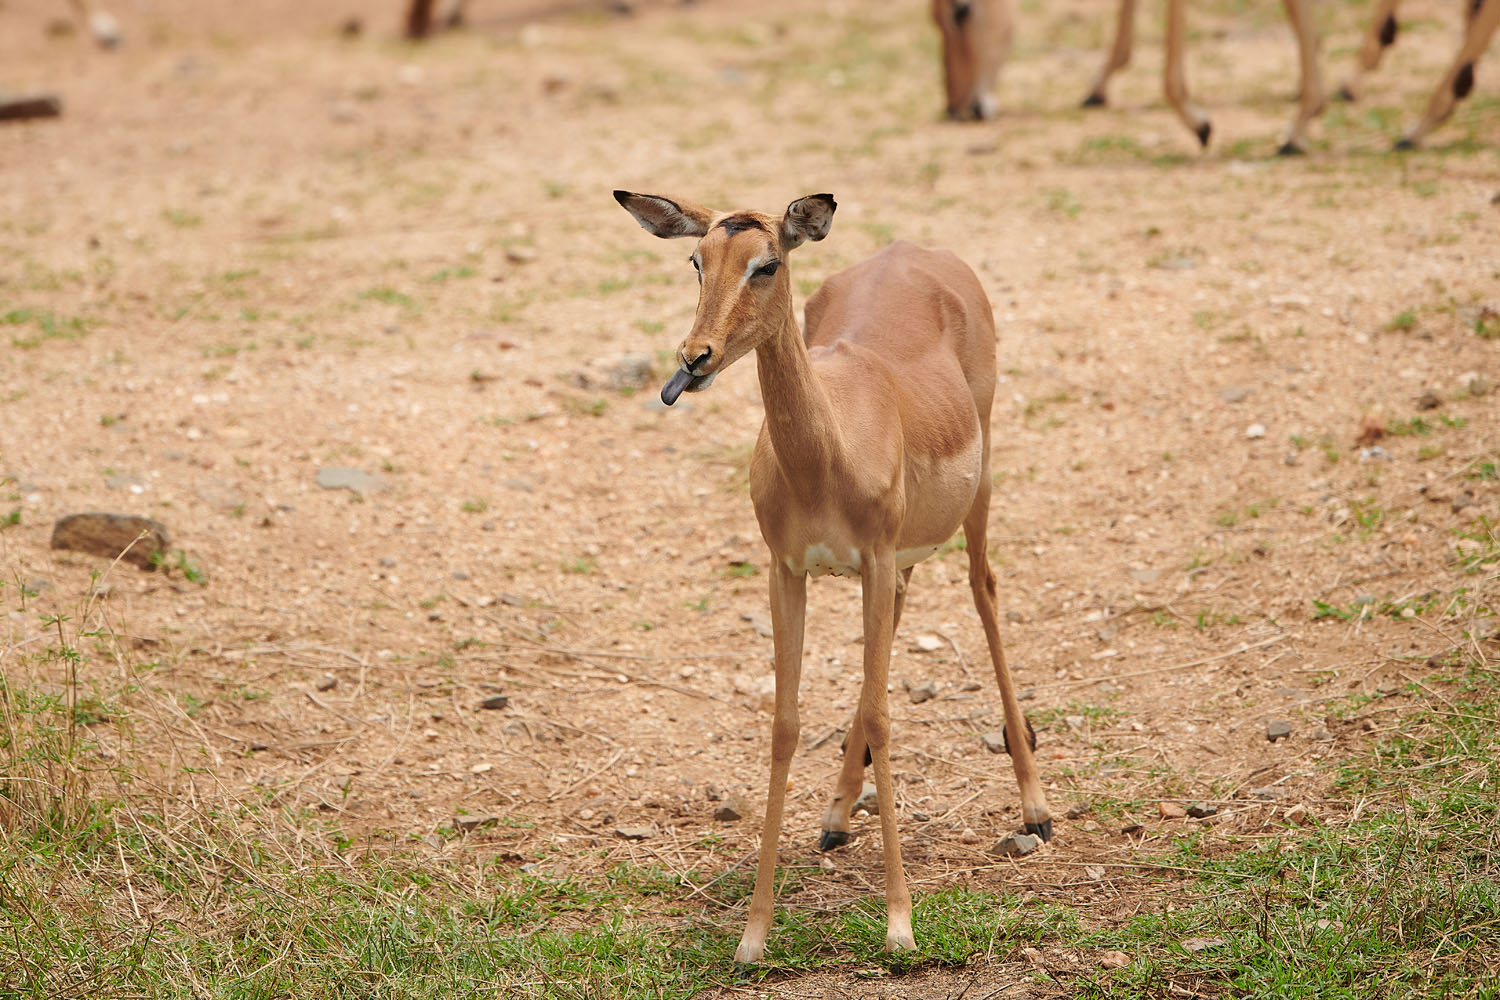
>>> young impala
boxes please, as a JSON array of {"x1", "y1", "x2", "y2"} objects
[
  {"x1": 615, "y1": 189, "x2": 1052, "y2": 962},
  {"x1": 933, "y1": 0, "x2": 1498, "y2": 150}
]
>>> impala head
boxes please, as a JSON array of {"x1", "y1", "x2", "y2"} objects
[
  {"x1": 932, "y1": 0, "x2": 1011, "y2": 121},
  {"x1": 613, "y1": 190, "x2": 837, "y2": 406}
]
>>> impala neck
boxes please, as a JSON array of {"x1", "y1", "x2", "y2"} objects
[{"x1": 754, "y1": 300, "x2": 843, "y2": 488}]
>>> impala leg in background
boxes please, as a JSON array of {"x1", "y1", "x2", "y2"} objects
[
  {"x1": 858, "y1": 552, "x2": 914, "y2": 953},
  {"x1": 1162, "y1": 0, "x2": 1212, "y2": 146},
  {"x1": 1082, "y1": 0, "x2": 1138, "y2": 107},
  {"x1": 1277, "y1": 0, "x2": 1325, "y2": 155},
  {"x1": 820, "y1": 565, "x2": 913, "y2": 851},
  {"x1": 963, "y1": 484, "x2": 1052, "y2": 837},
  {"x1": 1338, "y1": 0, "x2": 1402, "y2": 101},
  {"x1": 734, "y1": 563, "x2": 808, "y2": 966},
  {"x1": 1395, "y1": 0, "x2": 1499, "y2": 149}
]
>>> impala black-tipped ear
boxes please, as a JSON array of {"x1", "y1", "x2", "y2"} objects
[
  {"x1": 780, "y1": 194, "x2": 836, "y2": 250},
  {"x1": 614, "y1": 190, "x2": 714, "y2": 239}
]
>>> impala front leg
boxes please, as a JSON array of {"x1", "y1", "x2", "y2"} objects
[
  {"x1": 734, "y1": 562, "x2": 807, "y2": 965},
  {"x1": 1163, "y1": 0, "x2": 1212, "y2": 147},
  {"x1": 1083, "y1": 0, "x2": 1138, "y2": 107},
  {"x1": 1277, "y1": 0, "x2": 1325, "y2": 155},
  {"x1": 860, "y1": 552, "x2": 914, "y2": 953},
  {"x1": 820, "y1": 566, "x2": 911, "y2": 851}
]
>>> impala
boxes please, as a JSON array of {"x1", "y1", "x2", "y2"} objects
[
  {"x1": 933, "y1": 0, "x2": 1498, "y2": 150},
  {"x1": 615, "y1": 189, "x2": 1052, "y2": 962}
]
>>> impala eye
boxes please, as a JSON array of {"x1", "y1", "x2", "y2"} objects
[{"x1": 754, "y1": 261, "x2": 780, "y2": 278}]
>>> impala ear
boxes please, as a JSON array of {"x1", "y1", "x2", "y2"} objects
[
  {"x1": 613, "y1": 190, "x2": 714, "y2": 239},
  {"x1": 780, "y1": 193, "x2": 837, "y2": 250}
]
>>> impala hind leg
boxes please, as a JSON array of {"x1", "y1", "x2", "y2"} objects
[
  {"x1": 963, "y1": 499, "x2": 1052, "y2": 839},
  {"x1": 1163, "y1": 0, "x2": 1213, "y2": 147},
  {"x1": 735, "y1": 564, "x2": 807, "y2": 965},
  {"x1": 1338, "y1": 0, "x2": 1402, "y2": 101},
  {"x1": 1395, "y1": 0, "x2": 1499, "y2": 149},
  {"x1": 820, "y1": 566, "x2": 912, "y2": 851},
  {"x1": 1083, "y1": 0, "x2": 1138, "y2": 107}
]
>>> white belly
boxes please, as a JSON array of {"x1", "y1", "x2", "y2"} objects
[{"x1": 783, "y1": 542, "x2": 944, "y2": 579}]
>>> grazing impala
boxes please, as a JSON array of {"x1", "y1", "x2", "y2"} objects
[
  {"x1": 615, "y1": 189, "x2": 1052, "y2": 962},
  {"x1": 934, "y1": 0, "x2": 1497, "y2": 150}
]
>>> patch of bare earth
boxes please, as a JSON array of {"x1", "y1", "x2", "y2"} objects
[{"x1": 2, "y1": 0, "x2": 1496, "y2": 993}]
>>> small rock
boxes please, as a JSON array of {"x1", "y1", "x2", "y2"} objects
[
  {"x1": 908, "y1": 680, "x2": 939, "y2": 704},
  {"x1": 1099, "y1": 951, "x2": 1131, "y2": 969},
  {"x1": 577, "y1": 808, "x2": 595, "y2": 821},
  {"x1": 1158, "y1": 801, "x2": 1187, "y2": 820},
  {"x1": 1064, "y1": 715, "x2": 1086, "y2": 732},
  {"x1": 1283, "y1": 451, "x2": 1301, "y2": 466},
  {"x1": 980, "y1": 732, "x2": 1007, "y2": 754},
  {"x1": 0, "y1": 93, "x2": 63, "y2": 121},
  {"x1": 1021, "y1": 946, "x2": 1046, "y2": 969},
  {"x1": 1218, "y1": 385, "x2": 1251, "y2": 404},
  {"x1": 853, "y1": 781, "x2": 879, "y2": 815},
  {"x1": 988, "y1": 832, "x2": 1040, "y2": 858},
  {"x1": 819, "y1": 856, "x2": 835, "y2": 871},
  {"x1": 1128, "y1": 567, "x2": 1161, "y2": 584},
  {"x1": 1284, "y1": 803, "x2": 1315, "y2": 826},
  {"x1": 455, "y1": 815, "x2": 498, "y2": 832},
  {"x1": 1187, "y1": 803, "x2": 1218, "y2": 819},
  {"x1": 315, "y1": 467, "x2": 386, "y2": 495},
  {"x1": 712, "y1": 796, "x2": 745, "y2": 822},
  {"x1": 506, "y1": 245, "x2": 537, "y2": 264},
  {"x1": 741, "y1": 612, "x2": 773, "y2": 638},
  {"x1": 1005, "y1": 609, "x2": 1025, "y2": 623},
  {"x1": 1266, "y1": 720, "x2": 1292, "y2": 742},
  {"x1": 1246, "y1": 786, "x2": 1280, "y2": 801},
  {"x1": 959, "y1": 826, "x2": 980, "y2": 844},
  {"x1": 1085, "y1": 864, "x2": 1106, "y2": 880},
  {"x1": 1180, "y1": 936, "x2": 1226, "y2": 953},
  {"x1": 1312, "y1": 727, "x2": 1334, "y2": 742},
  {"x1": 615, "y1": 825, "x2": 654, "y2": 840},
  {"x1": 1458, "y1": 372, "x2": 1492, "y2": 397},
  {"x1": 1452, "y1": 490, "x2": 1476, "y2": 514},
  {"x1": 1416, "y1": 389, "x2": 1442, "y2": 411},
  {"x1": 1360, "y1": 718, "x2": 1377, "y2": 732},
  {"x1": 315, "y1": 674, "x2": 338, "y2": 692},
  {"x1": 913, "y1": 634, "x2": 943, "y2": 652},
  {"x1": 478, "y1": 694, "x2": 510, "y2": 711},
  {"x1": 50, "y1": 513, "x2": 170, "y2": 570},
  {"x1": 1121, "y1": 822, "x2": 1144, "y2": 834},
  {"x1": 572, "y1": 353, "x2": 655, "y2": 391},
  {"x1": 1245, "y1": 423, "x2": 1267, "y2": 440}
]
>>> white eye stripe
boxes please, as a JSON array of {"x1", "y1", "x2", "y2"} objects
[{"x1": 740, "y1": 256, "x2": 763, "y2": 288}]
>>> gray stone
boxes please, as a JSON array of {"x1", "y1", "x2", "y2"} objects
[
  {"x1": 50, "y1": 513, "x2": 170, "y2": 570},
  {"x1": 1187, "y1": 803, "x2": 1218, "y2": 819},
  {"x1": 1246, "y1": 786, "x2": 1280, "y2": 801},
  {"x1": 615, "y1": 825, "x2": 654, "y2": 840},
  {"x1": 1128, "y1": 568, "x2": 1161, "y2": 584},
  {"x1": 988, "y1": 832, "x2": 1040, "y2": 858},
  {"x1": 1266, "y1": 720, "x2": 1292, "y2": 742},
  {"x1": 315, "y1": 467, "x2": 386, "y2": 495},
  {"x1": 980, "y1": 731, "x2": 1007, "y2": 754},
  {"x1": 478, "y1": 694, "x2": 510, "y2": 711},
  {"x1": 194, "y1": 482, "x2": 246, "y2": 512},
  {"x1": 1416, "y1": 389, "x2": 1442, "y2": 411},
  {"x1": 454, "y1": 815, "x2": 498, "y2": 833},
  {"x1": 908, "y1": 680, "x2": 939, "y2": 704},
  {"x1": 712, "y1": 796, "x2": 745, "y2": 822},
  {"x1": 1218, "y1": 385, "x2": 1251, "y2": 404},
  {"x1": 315, "y1": 674, "x2": 338, "y2": 692},
  {"x1": 104, "y1": 474, "x2": 144, "y2": 491}
]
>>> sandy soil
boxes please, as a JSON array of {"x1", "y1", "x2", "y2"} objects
[{"x1": 2, "y1": 0, "x2": 1497, "y2": 993}]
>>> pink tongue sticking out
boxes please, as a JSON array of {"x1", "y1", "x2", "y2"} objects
[{"x1": 660, "y1": 368, "x2": 696, "y2": 406}]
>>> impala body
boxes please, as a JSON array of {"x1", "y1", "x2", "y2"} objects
[{"x1": 616, "y1": 189, "x2": 1051, "y2": 962}]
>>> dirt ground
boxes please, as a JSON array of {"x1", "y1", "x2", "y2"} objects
[{"x1": 2, "y1": 0, "x2": 1498, "y2": 994}]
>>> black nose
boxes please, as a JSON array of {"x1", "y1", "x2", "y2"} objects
[{"x1": 686, "y1": 347, "x2": 712, "y2": 372}]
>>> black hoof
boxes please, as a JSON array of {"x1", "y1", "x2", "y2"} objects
[
  {"x1": 1335, "y1": 85, "x2": 1357, "y2": 103},
  {"x1": 1276, "y1": 142, "x2": 1305, "y2": 157},
  {"x1": 1195, "y1": 121, "x2": 1212, "y2": 148},
  {"x1": 1393, "y1": 137, "x2": 1417, "y2": 151},
  {"x1": 1081, "y1": 92, "x2": 1107, "y2": 108},
  {"x1": 819, "y1": 829, "x2": 853, "y2": 852},
  {"x1": 1024, "y1": 819, "x2": 1054, "y2": 843}
]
